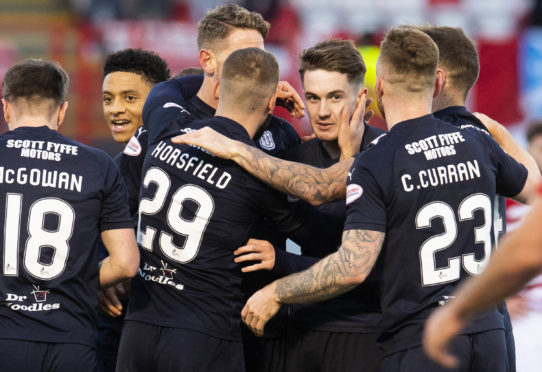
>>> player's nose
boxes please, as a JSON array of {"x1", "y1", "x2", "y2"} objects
[
  {"x1": 318, "y1": 100, "x2": 330, "y2": 118},
  {"x1": 109, "y1": 98, "x2": 126, "y2": 115}
]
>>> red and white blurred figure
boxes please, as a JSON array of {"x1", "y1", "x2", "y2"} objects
[{"x1": 506, "y1": 121, "x2": 542, "y2": 372}]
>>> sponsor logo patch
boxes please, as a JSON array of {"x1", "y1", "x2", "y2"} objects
[
  {"x1": 346, "y1": 184, "x2": 363, "y2": 204},
  {"x1": 123, "y1": 135, "x2": 142, "y2": 156}
]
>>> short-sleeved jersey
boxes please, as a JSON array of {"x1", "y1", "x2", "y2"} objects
[
  {"x1": 0, "y1": 126, "x2": 133, "y2": 347},
  {"x1": 434, "y1": 106, "x2": 512, "y2": 335},
  {"x1": 141, "y1": 75, "x2": 301, "y2": 158},
  {"x1": 126, "y1": 110, "x2": 338, "y2": 341},
  {"x1": 120, "y1": 76, "x2": 300, "y2": 216},
  {"x1": 344, "y1": 115, "x2": 527, "y2": 355},
  {"x1": 433, "y1": 106, "x2": 507, "y2": 235},
  {"x1": 283, "y1": 123, "x2": 385, "y2": 332}
]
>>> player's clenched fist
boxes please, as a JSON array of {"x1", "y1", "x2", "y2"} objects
[{"x1": 241, "y1": 282, "x2": 281, "y2": 337}]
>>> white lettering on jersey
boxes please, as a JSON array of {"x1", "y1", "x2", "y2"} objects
[
  {"x1": 3, "y1": 286, "x2": 61, "y2": 312},
  {"x1": 400, "y1": 160, "x2": 481, "y2": 192}
]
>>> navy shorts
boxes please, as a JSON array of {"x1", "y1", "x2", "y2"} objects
[
  {"x1": 96, "y1": 311, "x2": 125, "y2": 372},
  {"x1": 116, "y1": 320, "x2": 244, "y2": 372},
  {"x1": 242, "y1": 325, "x2": 286, "y2": 372},
  {"x1": 0, "y1": 339, "x2": 96, "y2": 372},
  {"x1": 381, "y1": 329, "x2": 512, "y2": 372},
  {"x1": 285, "y1": 326, "x2": 381, "y2": 372}
]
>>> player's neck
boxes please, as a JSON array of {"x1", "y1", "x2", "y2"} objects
[
  {"x1": 383, "y1": 95, "x2": 432, "y2": 130},
  {"x1": 432, "y1": 89, "x2": 466, "y2": 112},
  {"x1": 322, "y1": 140, "x2": 340, "y2": 159},
  {"x1": 196, "y1": 76, "x2": 219, "y2": 110},
  {"x1": 215, "y1": 106, "x2": 266, "y2": 139},
  {"x1": 8, "y1": 116, "x2": 58, "y2": 131}
]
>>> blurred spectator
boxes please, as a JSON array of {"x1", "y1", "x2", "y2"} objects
[
  {"x1": 505, "y1": 120, "x2": 542, "y2": 372},
  {"x1": 70, "y1": 0, "x2": 172, "y2": 20}
]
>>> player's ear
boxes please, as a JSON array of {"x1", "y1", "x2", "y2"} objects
[
  {"x1": 434, "y1": 68, "x2": 445, "y2": 98},
  {"x1": 57, "y1": 101, "x2": 69, "y2": 129},
  {"x1": 213, "y1": 80, "x2": 220, "y2": 101},
  {"x1": 2, "y1": 99, "x2": 10, "y2": 125},
  {"x1": 375, "y1": 76, "x2": 383, "y2": 98},
  {"x1": 267, "y1": 93, "x2": 277, "y2": 114},
  {"x1": 199, "y1": 49, "x2": 216, "y2": 76}
]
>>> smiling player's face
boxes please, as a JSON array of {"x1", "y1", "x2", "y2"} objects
[
  {"x1": 102, "y1": 71, "x2": 152, "y2": 143},
  {"x1": 303, "y1": 69, "x2": 359, "y2": 142}
]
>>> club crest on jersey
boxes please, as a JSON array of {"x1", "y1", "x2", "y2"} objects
[
  {"x1": 259, "y1": 130, "x2": 275, "y2": 151},
  {"x1": 346, "y1": 184, "x2": 363, "y2": 204},
  {"x1": 124, "y1": 135, "x2": 142, "y2": 156}
]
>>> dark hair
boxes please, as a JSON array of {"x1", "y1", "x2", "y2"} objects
[
  {"x1": 197, "y1": 4, "x2": 270, "y2": 50},
  {"x1": 299, "y1": 39, "x2": 366, "y2": 85},
  {"x1": 379, "y1": 26, "x2": 439, "y2": 92},
  {"x1": 2, "y1": 58, "x2": 69, "y2": 106},
  {"x1": 221, "y1": 47, "x2": 278, "y2": 110},
  {"x1": 527, "y1": 121, "x2": 542, "y2": 143},
  {"x1": 103, "y1": 48, "x2": 170, "y2": 85},
  {"x1": 418, "y1": 26, "x2": 479, "y2": 97}
]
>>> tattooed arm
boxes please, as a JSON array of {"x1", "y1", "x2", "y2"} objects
[
  {"x1": 172, "y1": 126, "x2": 353, "y2": 205},
  {"x1": 241, "y1": 229, "x2": 384, "y2": 336}
]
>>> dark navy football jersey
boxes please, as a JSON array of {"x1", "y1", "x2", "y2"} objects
[
  {"x1": 281, "y1": 123, "x2": 385, "y2": 332},
  {"x1": 344, "y1": 115, "x2": 527, "y2": 355},
  {"x1": 126, "y1": 109, "x2": 338, "y2": 340},
  {"x1": 434, "y1": 106, "x2": 506, "y2": 234},
  {"x1": 142, "y1": 75, "x2": 301, "y2": 156},
  {"x1": 0, "y1": 126, "x2": 133, "y2": 347},
  {"x1": 121, "y1": 76, "x2": 300, "y2": 212},
  {"x1": 434, "y1": 105, "x2": 512, "y2": 335}
]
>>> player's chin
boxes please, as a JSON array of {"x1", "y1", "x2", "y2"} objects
[
  {"x1": 314, "y1": 130, "x2": 338, "y2": 143},
  {"x1": 111, "y1": 131, "x2": 131, "y2": 144}
]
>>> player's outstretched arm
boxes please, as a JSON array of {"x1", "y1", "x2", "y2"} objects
[
  {"x1": 172, "y1": 127, "x2": 354, "y2": 205},
  {"x1": 424, "y1": 194, "x2": 542, "y2": 367},
  {"x1": 474, "y1": 112, "x2": 541, "y2": 203},
  {"x1": 241, "y1": 229, "x2": 384, "y2": 336},
  {"x1": 99, "y1": 228, "x2": 140, "y2": 288}
]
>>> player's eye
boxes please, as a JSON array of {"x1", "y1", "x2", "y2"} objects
[
  {"x1": 331, "y1": 94, "x2": 342, "y2": 101},
  {"x1": 305, "y1": 95, "x2": 318, "y2": 103},
  {"x1": 103, "y1": 96, "x2": 112, "y2": 104},
  {"x1": 126, "y1": 95, "x2": 137, "y2": 102}
]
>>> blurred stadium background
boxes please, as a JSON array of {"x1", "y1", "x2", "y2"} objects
[{"x1": 0, "y1": 0, "x2": 541, "y2": 155}]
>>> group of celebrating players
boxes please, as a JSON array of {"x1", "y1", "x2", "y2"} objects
[{"x1": 1, "y1": 3, "x2": 540, "y2": 372}]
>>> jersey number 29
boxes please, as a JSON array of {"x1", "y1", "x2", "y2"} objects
[{"x1": 137, "y1": 167, "x2": 214, "y2": 263}]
